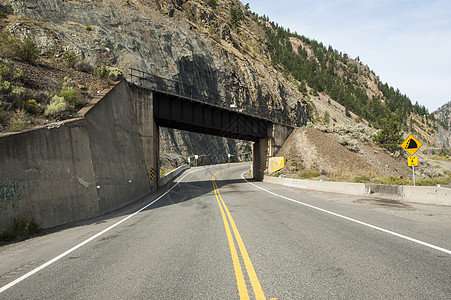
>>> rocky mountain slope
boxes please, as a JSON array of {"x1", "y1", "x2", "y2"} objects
[
  {"x1": 434, "y1": 101, "x2": 451, "y2": 128},
  {"x1": 433, "y1": 101, "x2": 450, "y2": 148},
  {"x1": 0, "y1": 0, "x2": 311, "y2": 167}
]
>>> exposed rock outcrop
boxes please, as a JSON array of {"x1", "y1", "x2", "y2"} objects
[
  {"x1": 1, "y1": 0, "x2": 311, "y2": 167},
  {"x1": 433, "y1": 101, "x2": 451, "y2": 148}
]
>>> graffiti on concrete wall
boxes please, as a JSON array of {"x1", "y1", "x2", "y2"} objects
[
  {"x1": 58, "y1": 162, "x2": 75, "y2": 181},
  {"x1": 0, "y1": 179, "x2": 21, "y2": 210}
]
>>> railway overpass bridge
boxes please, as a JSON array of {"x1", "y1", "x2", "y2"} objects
[{"x1": 128, "y1": 68, "x2": 294, "y2": 185}]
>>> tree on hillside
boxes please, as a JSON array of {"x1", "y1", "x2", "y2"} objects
[
  {"x1": 207, "y1": 0, "x2": 218, "y2": 9},
  {"x1": 257, "y1": 18, "x2": 427, "y2": 129},
  {"x1": 230, "y1": 6, "x2": 243, "y2": 29},
  {"x1": 373, "y1": 112, "x2": 404, "y2": 152}
]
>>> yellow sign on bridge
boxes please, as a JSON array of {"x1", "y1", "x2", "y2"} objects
[{"x1": 269, "y1": 157, "x2": 286, "y2": 174}]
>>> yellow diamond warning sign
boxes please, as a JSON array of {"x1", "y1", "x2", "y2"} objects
[
  {"x1": 400, "y1": 134, "x2": 423, "y2": 156},
  {"x1": 407, "y1": 156, "x2": 418, "y2": 167}
]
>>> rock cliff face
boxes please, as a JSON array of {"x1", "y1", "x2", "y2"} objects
[
  {"x1": 0, "y1": 0, "x2": 310, "y2": 166},
  {"x1": 433, "y1": 101, "x2": 451, "y2": 148}
]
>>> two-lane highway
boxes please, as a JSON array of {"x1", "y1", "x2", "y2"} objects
[{"x1": 1, "y1": 163, "x2": 450, "y2": 299}]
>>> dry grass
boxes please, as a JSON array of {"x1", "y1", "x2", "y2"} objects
[
  {"x1": 1, "y1": 216, "x2": 41, "y2": 242},
  {"x1": 429, "y1": 154, "x2": 451, "y2": 163},
  {"x1": 8, "y1": 109, "x2": 30, "y2": 131},
  {"x1": 298, "y1": 169, "x2": 320, "y2": 179},
  {"x1": 160, "y1": 167, "x2": 173, "y2": 177},
  {"x1": 283, "y1": 166, "x2": 450, "y2": 187},
  {"x1": 415, "y1": 173, "x2": 451, "y2": 186},
  {"x1": 328, "y1": 167, "x2": 380, "y2": 183}
]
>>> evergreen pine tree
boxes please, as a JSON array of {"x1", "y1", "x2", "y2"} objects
[{"x1": 373, "y1": 112, "x2": 404, "y2": 152}]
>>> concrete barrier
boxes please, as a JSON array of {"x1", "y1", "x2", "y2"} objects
[
  {"x1": 273, "y1": 176, "x2": 366, "y2": 196},
  {"x1": 284, "y1": 177, "x2": 308, "y2": 189},
  {"x1": 263, "y1": 176, "x2": 286, "y2": 186},
  {"x1": 365, "y1": 183, "x2": 403, "y2": 201},
  {"x1": 307, "y1": 180, "x2": 367, "y2": 196},
  {"x1": 159, "y1": 165, "x2": 190, "y2": 187},
  {"x1": 263, "y1": 176, "x2": 451, "y2": 206},
  {"x1": 402, "y1": 186, "x2": 450, "y2": 206}
]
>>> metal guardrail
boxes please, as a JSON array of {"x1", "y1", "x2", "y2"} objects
[{"x1": 128, "y1": 68, "x2": 294, "y2": 127}]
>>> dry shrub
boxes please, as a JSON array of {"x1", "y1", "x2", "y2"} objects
[
  {"x1": 336, "y1": 135, "x2": 359, "y2": 152},
  {"x1": 44, "y1": 95, "x2": 68, "y2": 118},
  {"x1": 1, "y1": 34, "x2": 39, "y2": 62},
  {"x1": 8, "y1": 109, "x2": 29, "y2": 131}
]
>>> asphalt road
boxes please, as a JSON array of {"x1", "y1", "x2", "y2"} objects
[{"x1": 1, "y1": 163, "x2": 450, "y2": 299}]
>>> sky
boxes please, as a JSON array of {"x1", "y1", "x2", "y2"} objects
[{"x1": 244, "y1": 0, "x2": 451, "y2": 113}]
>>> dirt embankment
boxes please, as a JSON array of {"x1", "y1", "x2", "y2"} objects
[{"x1": 276, "y1": 127, "x2": 412, "y2": 181}]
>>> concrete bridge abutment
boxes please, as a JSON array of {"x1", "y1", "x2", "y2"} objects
[
  {"x1": 129, "y1": 87, "x2": 160, "y2": 191},
  {"x1": 253, "y1": 124, "x2": 293, "y2": 180}
]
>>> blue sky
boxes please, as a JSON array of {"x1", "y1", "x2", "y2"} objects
[{"x1": 244, "y1": 0, "x2": 451, "y2": 112}]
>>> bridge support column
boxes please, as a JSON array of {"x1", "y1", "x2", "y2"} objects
[
  {"x1": 252, "y1": 138, "x2": 269, "y2": 181},
  {"x1": 152, "y1": 122, "x2": 160, "y2": 190}
]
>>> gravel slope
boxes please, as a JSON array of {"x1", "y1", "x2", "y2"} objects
[{"x1": 276, "y1": 127, "x2": 412, "y2": 179}]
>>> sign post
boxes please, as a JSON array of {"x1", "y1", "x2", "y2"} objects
[
  {"x1": 400, "y1": 135, "x2": 423, "y2": 186},
  {"x1": 407, "y1": 156, "x2": 418, "y2": 186}
]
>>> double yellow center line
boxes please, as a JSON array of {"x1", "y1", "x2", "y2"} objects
[{"x1": 212, "y1": 168, "x2": 266, "y2": 300}]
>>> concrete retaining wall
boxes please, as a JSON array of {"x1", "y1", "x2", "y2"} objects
[
  {"x1": 0, "y1": 81, "x2": 155, "y2": 231},
  {"x1": 263, "y1": 176, "x2": 451, "y2": 206},
  {"x1": 0, "y1": 119, "x2": 100, "y2": 231}
]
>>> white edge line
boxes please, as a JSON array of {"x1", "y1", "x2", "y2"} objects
[
  {"x1": 0, "y1": 169, "x2": 201, "y2": 294},
  {"x1": 241, "y1": 172, "x2": 451, "y2": 255}
]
